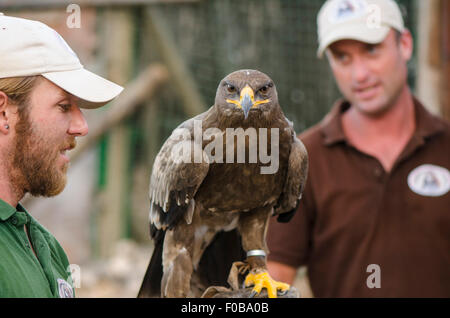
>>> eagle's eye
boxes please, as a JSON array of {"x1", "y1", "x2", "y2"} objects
[
  {"x1": 226, "y1": 84, "x2": 236, "y2": 94},
  {"x1": 259, "y1": 84, "x2": 270, "y2": 94},
  {"x1": 259, "y1": 83, "x2": 273, "y2": 95}
]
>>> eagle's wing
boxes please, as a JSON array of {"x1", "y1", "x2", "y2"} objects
[
  {"x1": 139, "y1": 109, "x2": 218, "y2": 297},
  {"x1": 274, "y1": 130, "x2": 308, "y2": 223},
  {"x1": 138, "y1": 116, "x2": 211, "y2": 297},
  {"x1": 149, "y1": 116, "x2": 210, "y2": 232}
]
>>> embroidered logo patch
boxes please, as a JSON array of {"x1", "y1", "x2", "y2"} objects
[
  {"x1": 407, "y1": 164, "x2": 450, "y2": 197},
  {"x1": 329, "y1": 0, "x2": 368, "y2": 23},
  {"x1": 57, "y1": 278, "x2": 74, "y2": 298}
]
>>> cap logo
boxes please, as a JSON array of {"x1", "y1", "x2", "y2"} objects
[
  {"x1": 407, "y1": 164, "x2": 450, "y2": 197},
  {"x1": 329, "y1": 0, "x2": 368, "y2": 23}
]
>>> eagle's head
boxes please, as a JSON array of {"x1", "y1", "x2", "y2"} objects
[{"x1": 215, "y1": 69, "x2": 279, "y2": 120}]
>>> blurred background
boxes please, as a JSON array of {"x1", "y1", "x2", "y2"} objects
[{"x1": 0, "y1": 0, "x2": 448, "y2": 297}]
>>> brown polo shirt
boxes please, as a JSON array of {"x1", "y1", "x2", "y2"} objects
[{"x1": 267, "y1": 98, "x2": 450, "y2": 297}]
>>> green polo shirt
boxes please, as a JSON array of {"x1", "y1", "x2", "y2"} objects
[{"x1": 0, "y1": 199, "x2": 74, "y2": 298}]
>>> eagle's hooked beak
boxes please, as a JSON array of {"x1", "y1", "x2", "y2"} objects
[
  {"x1": 240, "y1": 86, "x2": 254, "y2": 119},
  {"x1": 226, "y1": 85, "x2": 270, "y2": 119}
]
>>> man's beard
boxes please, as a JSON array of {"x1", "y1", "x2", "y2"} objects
[{"x1": 12, "y1": 110, "x2": 75, "y2": 197}]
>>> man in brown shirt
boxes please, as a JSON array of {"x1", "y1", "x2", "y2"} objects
[{"x1": 267, "y1": 0, "x2": 450, "y2": 297}]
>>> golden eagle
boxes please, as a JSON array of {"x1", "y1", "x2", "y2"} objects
[{"x1": 138, "y1": 69, "x2": 308, "y2": 298}]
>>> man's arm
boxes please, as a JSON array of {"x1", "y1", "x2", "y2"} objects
[{"x1": 267, "y1": 260, "x2": 297, "y2": 284}]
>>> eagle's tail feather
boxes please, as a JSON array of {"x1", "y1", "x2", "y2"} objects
[{"x1": 137, "y1": 230, "x2": 164, "y2": 298}]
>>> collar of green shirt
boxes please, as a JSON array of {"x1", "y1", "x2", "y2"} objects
[
  {"x1": 0, "y1": 198, "x2": 17, "y2": 221},
  {"x1": 0, "y1": 198, "x2": 29, "y2": 225}
]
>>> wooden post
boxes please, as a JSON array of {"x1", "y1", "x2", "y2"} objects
[
  {"x1": 416, "y1": 0, "x2": 442, "y2": 115},
  {"x1": 442, "y1": 0, "x2": 450, "y2": 121},
  {"x1": 145, "y1": 6, "x2": 207, "y2": 117},
  {"x1": 97, "y1": 8, "x2": 134, "y2": 257},
  {"x1": 130, "y1": 99, "x2": 161, "y2": 242},
  {"x1": 0, "y1": 0, "x2": 202, "y2": 9}
]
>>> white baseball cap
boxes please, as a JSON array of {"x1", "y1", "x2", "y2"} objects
[
  {"x1": 0, "y1": 13, "x2": 123, "y2": 108},
  {"x1": 317, "y1": 0, "x2": 405, "y2": 58}
]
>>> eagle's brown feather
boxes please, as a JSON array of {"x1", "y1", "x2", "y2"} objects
[{"x1": 138, "y1": 69, "x2": 308, "y2": 298}]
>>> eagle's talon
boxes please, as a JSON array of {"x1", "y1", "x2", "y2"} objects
[
  {"x1": 238, "y1": 263, "x2": 250, "y2": 275},
  {"x1": 244, "y1": 271, "x2": 290, "y2": 298},
  {"x1": 249, "y1": 291, "x2": 257, "y2": 298}
]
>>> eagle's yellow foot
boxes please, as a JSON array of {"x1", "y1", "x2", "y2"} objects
[{"x1": 244, "y1": 271, "x2": 290, "y2": 298}]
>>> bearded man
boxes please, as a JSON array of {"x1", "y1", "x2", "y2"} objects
[{"x1": 0, "y1": 13, "x2": 123, "y2": 297}]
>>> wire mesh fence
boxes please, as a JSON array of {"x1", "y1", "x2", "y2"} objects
[{"x1": 137, "y1": 0, "x2": 417, "y2": 146}]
